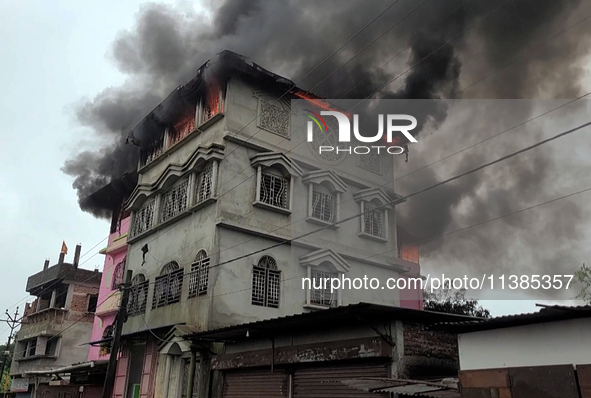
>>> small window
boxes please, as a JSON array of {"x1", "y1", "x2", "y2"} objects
[
  {"x1": 131, "y1": 200, "x2": 156, "y2": 237},
  {"x1": 363, "y1": 202, "x2": 385, "y2": 238},
  {"x1": 127, "y1": 274, "x2": 149, "y2": 316},
  {"x1": 188, "y1": 250, "x2": 210, "y2": 298},
  {"x1": 99, "y1": 325, "x2": 114, "y2": 356},
  {"x1": 160, "y1": 179, "x2": 189, "y2": 223},
  {"x1": 195, "y1": 163, "x2": 214, "y2": 204},
  {"x1": 259, "y1": 170, "x2": 289, "y2": 210},
  {"x1": 311, "y1": 184, "x2": 336, "y2": 223},
  {"x1": 153, "y1": 262, "x2": 183, "y2": 309},
  {"x1": 310, "y1": 269, "x2": 338, "y2": 307},
  {"x1": 45, "y1": 338, "x2": 58, "y2": 356},
  {"x1": 87, "y1": 295, "x2": 98, "y2": 313},
  {"x1": 27, "y1": 339, "x2": 37, "y2": 357},
  {"x1": 252, "y1": 256, "x2": 280, "y2": 308}
]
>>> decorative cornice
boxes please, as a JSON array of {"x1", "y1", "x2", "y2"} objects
[
  {"x1": 126, "y1": 144, "x2": 224, "y2": 209},
  {"x1": 299, "y1": 248, "x2": 350, "y2": 273},
  {"x1": 302, "y1": 170, "x2": 347, "y2": 193},
  {"x1": 250, "y1": 152, "x2": 303, "y2": 177},
  {"x1": 353, "y1": 187, "x2": 399, "y2": 208}
]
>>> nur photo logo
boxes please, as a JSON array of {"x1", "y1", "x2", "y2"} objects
[{"x1": 304, "y1": 109, "x2": 418, "y2": 155}]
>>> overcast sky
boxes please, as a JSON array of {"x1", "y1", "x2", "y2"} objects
[{"x1": 0, "y1": 1, "x2": 588, "y2": 342}]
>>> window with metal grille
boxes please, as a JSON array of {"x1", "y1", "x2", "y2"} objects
[
  {"x1": 188, "y1": 250, "x2": 209, "y2": 298},
  {"x1": 363, "y1": 202, "x2": 385, "y2": 238},
  {"x1": 251, "y1": 256, "x2": 280, "y2": 308},
  {"x1": 112, "y1": 258, "x2": 125, "y2": 290},
  {"x1": 131, "y1": 200, "x2": 156, "y2": 237},
  {"x1": 259, "y1": 170, "x2": 289, "y2": 209},
  {"x1": 168, "y1": 112, "x2": 196, "y2": 148},
  {"x1": 310, "y1": 269, "x2": 338, "y2": 307},
  {"x1": 311, "y1": 184, "x2": 336, "y2": 223},
  {"x1": 195, "y1": 163, "x2": 213, "y2": 204},
  {"x1": 140, "y1": 135, "x2": 164, "y2": 167},
  {"x1": 153, "y1": 261, "x2": 183, "y2": 309},
  {"x1": 127, "y1": 274, "x2": 149, "y2": 316},
  {"x1": 160, "y1": 179, "x2": 189, "y2": 223}
]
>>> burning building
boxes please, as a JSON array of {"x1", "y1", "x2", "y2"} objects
[{"x1": 74, "y1": 50, "x2": 427, "y2": 398}]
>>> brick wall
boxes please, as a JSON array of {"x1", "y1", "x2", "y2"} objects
[
  {"x1": 403, "y1": 322, "x2": 459, "y2": 378},
  {"x1": 68, "y1": 283, "x2": 100, "y2": 322}
]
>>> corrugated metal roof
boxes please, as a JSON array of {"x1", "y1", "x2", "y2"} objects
[
  {"x1": 340, "y1": 377, "x2": 460, "y2": 397},
  {"x1": 183, "y1": 302, "x2": 478, "y2": 342},
  {"x1": 431, "y1": 305, "x2": 591, "y2": 333}
]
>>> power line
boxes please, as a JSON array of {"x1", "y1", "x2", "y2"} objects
[{"x1": 130, "y1": 119, "x2": 591, "y2": 284}]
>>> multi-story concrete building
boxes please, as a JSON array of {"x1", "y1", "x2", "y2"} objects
[
  {"x1": 9, "y1": 247, "x2": 102, "y2": 398},
  {"x1": 103, "y1": 50, "x2": 424, "y2": 398}
]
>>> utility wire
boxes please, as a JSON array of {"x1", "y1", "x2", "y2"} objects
[{"x1": 128, "y1": 119, "x2": 591, "y2": 283}]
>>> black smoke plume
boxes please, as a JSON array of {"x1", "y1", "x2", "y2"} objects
[{"x1": 64, "y1": 0, "x2": 591, "y2": 294}]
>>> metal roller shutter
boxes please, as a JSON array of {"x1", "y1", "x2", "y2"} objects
[
  {"x1": 223, "y1": 369, "x2": 289, "y2": 398},
  {"x1": 293, "y1": 362, "x2": 389, "y2": 398}
]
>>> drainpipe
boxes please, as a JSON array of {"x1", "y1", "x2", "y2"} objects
[{"x1": 186, "y1": 349, "x2": 197, "y2": 398}]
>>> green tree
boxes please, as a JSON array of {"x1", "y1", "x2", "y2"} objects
[
  {"x1": 424, "y1": 281, "x2": 491, "y2": 318},
  {"x1": 0, "y1": 342, "x2": 14, "y2": 392},
  {"x1": 574, "y1": 263, "x2": 591, "y2": 304}
]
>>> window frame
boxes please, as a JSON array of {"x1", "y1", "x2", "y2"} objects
[
  {"x1": 359, "y1": 200, "x2": 389, "y2": 242},
  {"x1": 308, "y1": 268, "x2": 339, "y2": 308},
  {"x1": 130, "y1": 199, "x2": 156, "y2": 238},
  {"x1": 254, "y1": 166, "x2": 293, "y2": 214},
  {"x1": 152, "y1": 261, "x2": 184, "y2": 309},
  {"x1": 251, "y1": 255, "x2": 281, "y2": 308},
  {"x1": 127, "y1": 274, "x2": 149, "y2": 316},
  {"x1": 188, "y1": 250, "x2": 210, "y2": 298},
  {"x1": 308, "y1": 183, "x2": 339, "y2": 226},
  {"x1": 159, "y1": 177, "x2": 190, "y2": 224}
]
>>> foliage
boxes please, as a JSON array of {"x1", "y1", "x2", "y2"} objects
[
  {"x1": 574, "y1": 263, "x2": 591, "y2": 304},
  {"x1": 424, "y1": 281, "x2": 491, "y2": 318},
  {"x1": 0, "y1": 342, "x2": 14, "y2": 392}
]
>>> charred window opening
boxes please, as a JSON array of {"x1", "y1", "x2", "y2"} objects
[
  {"x1": 168, "y1": 109, "x2": 196, "y2": 148},
  {"x1": 140, "y1": 134, "x2": 165, "y2": 168},
  {"x1": 202, "y1": 80, "x2": 223, "y2": 123}
]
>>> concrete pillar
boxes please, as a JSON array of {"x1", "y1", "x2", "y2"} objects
[
  {"x1": 390, "y1": 320, "x2": 405, "y2": 379},
  {"x1": 73, "y1": 244, "x2": 82, "y2": 268}
]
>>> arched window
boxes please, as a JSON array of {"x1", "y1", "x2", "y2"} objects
[
  {"x1": 153, "y1": 261, "x2": 183, "y2": 309},
  {"x1": 127, "y1": 274, "x2": 148, "y2": 316},
  {"x1": 99, "y1": 324, "x2": 115, "y2": 356},
  {"x1": 311, "y1": 183, "x2": 336, "y2": 223},
  {"x1": 259, "y1": 168, "x2": 290, "y2": 210},
  {"x1": 189, "y1": 250, "x2": 210, "y2": 298},
  {"x1": 112, "y1": 257, "x2": 126, "y2": 290},
  {"x1": 252, "y1": 256, "x2": 280, "y2": 308}
]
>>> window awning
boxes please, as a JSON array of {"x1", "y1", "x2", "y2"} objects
[{"x1": 22, "y1": 360, "x2": 108, "y2": 376}]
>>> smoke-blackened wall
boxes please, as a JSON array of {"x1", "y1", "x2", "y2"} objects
[{"x1": 64, "y1": 0, "x2": 591, "y2": 292}]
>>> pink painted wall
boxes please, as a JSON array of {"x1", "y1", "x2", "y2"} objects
[{"x1": 88, "y1": 217, "x2": 130, "y2": 361}]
